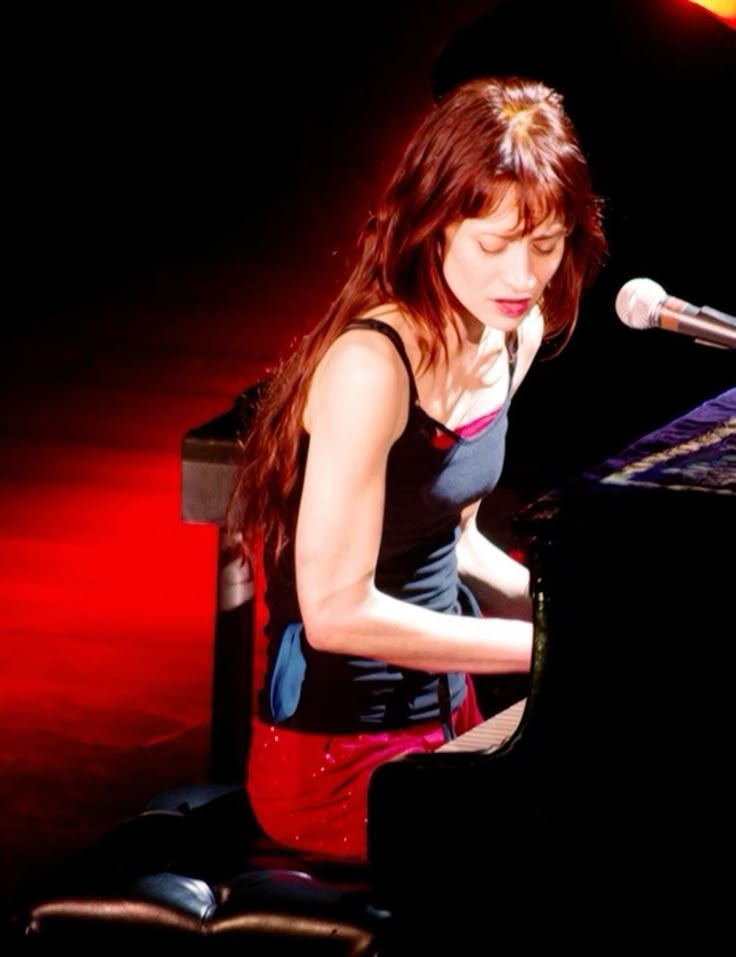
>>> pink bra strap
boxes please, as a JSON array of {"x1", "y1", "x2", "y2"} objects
[{"x1": 453, "y1": 406, "x2": 502, "y2": 439}]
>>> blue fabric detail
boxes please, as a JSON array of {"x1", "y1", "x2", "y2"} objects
[{"x1": 269, "y1": 622, "x2": 307, "y2": 722}]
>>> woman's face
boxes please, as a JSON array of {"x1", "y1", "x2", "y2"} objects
[{"x1": 443, "y1": 185, "x2": 566, "y2": 336}]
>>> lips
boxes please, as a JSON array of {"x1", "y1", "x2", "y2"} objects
[{"x1": 494, "y1": 299, "x2": 531, "y2": 318}]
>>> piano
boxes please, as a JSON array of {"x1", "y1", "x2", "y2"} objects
[
  {"x1": 182, "y1": 386, "x2": 735, "y2": 937},
  {"x1": 367, "y1": 386, "x2": 735, "y2": 935}
]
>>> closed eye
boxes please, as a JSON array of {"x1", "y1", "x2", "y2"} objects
[
  {"x1": 532, "y1": 241, "x2": 562, "y2": 255},
  {"x1": 478, "y1": 236, "x2": 565, "y2": 256},
  {"x1": 478, "y1": 241, "x2": 506, "y2": 255}
]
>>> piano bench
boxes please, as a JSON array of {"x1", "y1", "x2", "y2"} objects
[{"x1": 15, "y1": 784, "x2": 387, "y2": 955}]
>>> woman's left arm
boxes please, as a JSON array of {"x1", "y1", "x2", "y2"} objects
[{"x1": 456, "y1": 502, "x2": 532, "y2": 621}]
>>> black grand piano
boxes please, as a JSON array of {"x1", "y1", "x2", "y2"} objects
[
  {"x1": 368, "y1": 386, "x2": 735, "y2": 937},
  {"x1": 182, "y1": 385, "x2": 735, "y2": 940}
]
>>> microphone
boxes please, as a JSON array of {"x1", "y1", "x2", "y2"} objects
[{"x1": 615, "y1": 278, "x2": 736, "y2": 351}]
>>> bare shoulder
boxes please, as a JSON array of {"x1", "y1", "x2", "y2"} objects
[{"x1": 304, "y1": 323, "x2": 410, "y2": 440}]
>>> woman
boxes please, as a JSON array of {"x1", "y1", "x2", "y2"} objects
[{"x1": 226, "y1": 76, "x2": 606, "y2": 863}]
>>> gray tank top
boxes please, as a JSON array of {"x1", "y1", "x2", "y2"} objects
[{"x1": 261, "y1": 318, "x2": 516, "y2": 732}]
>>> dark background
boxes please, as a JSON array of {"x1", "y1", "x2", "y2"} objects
[
  {"x1": 11, "y1": 1, "x2": 735, "y2": 495},
  {"x1": 11, "y1": 0, "x2": 735, "y2": 483}
]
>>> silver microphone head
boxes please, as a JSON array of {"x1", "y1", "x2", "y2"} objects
[{"x1": 615, "y1": 277, "x2": 667, "y2": 329}]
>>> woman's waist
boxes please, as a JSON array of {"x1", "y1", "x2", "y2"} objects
[{"x1": 259, "y1": 664, "x2": 468, "y2": 734}]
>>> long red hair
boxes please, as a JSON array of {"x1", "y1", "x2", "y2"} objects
[{"x1": 226, "y1": 76, "x2": 607, "y2": 558}]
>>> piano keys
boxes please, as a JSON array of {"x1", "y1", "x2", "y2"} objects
[{"x1": 437, "y1": 697, "x2": 527, "y2": 754}]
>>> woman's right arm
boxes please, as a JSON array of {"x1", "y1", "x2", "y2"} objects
[{"x1": 296, "y1": 327, "x2": 532, "y2": 675}]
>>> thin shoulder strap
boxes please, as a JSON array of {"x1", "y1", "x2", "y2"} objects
[{"x1": 342, "y1": 318, "x2": 419, "y2": 405}]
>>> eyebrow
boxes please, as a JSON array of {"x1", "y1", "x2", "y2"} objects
[
  {"x1": 477, "y1": 224, "x2": 567, "y2": 240},
  {"x1": 531, "y1": 225, "x2": 567, "y2": 238}
]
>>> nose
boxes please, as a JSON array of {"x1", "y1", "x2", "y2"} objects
[{"x1": 503, "y1": 241, "x2": 537, "y2": 292}]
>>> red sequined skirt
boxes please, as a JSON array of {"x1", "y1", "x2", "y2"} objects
[{"x1": 247, "y1": 675, "x2": 483, "y2": 863}]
